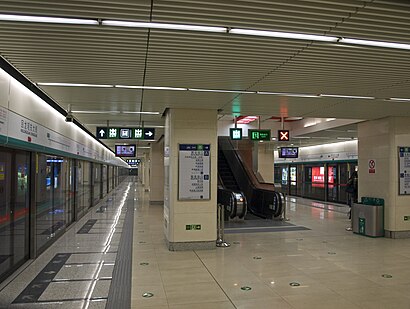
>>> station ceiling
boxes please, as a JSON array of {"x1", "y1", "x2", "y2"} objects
[{"x1": 0, "y1": 0, "x2": 409, "y2": 151}]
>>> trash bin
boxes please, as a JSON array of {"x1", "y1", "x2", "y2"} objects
[{"x1": 352, "y1": 197, "x2": 384, "y2": 237}]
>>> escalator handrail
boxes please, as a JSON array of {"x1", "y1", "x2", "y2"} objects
[{"x1": 217, "y1": 187, "x2": 237, "y2": 218}]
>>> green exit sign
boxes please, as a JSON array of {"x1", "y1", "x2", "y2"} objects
[
  {"x1": 248, "y1": 129, "x2": 271, "y2": 141},
  {"x1": 230, "y1": 128, "x2": 243, "y2": 140},
  {"x1": 186, "y1": 224, "x2": 202, "y2": 230}
]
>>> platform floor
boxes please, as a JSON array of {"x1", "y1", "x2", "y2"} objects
[{"x1": 2, "y1": 179, "x2": 410, "y2": 308}]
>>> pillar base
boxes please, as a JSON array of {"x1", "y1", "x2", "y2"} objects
[
  {"x1": 166, "y1": 239, "x2": 215, "y2": 251},
  {"x1": 385, "y1": 230, "x2": 410, "y2": 239}
]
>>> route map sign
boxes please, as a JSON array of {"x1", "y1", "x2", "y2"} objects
[
  {"x1": 178, "y1": 144, "x2": 210, "y2": 200},
  {"x1": 96, "y1": 127, "x2": 155, "y2": 140},
  {"x1": 399, "y1": 147, "x2": 410, "y2": 195}
]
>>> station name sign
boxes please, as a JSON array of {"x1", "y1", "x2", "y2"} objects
[{"x1": 96, "y1": 127, "x2": 155, "y2": 140}]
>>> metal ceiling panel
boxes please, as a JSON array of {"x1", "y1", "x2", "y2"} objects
[{"x1": 0, "y1": 0, "x2": 409, "y2": 150}]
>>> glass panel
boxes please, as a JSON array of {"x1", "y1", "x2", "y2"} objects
[
  {"x1": 36, "y1": 154, "x2": 54, "y2": 252},
  {"x1": 65, "y1": 159, "x2": 74, "y2": 226},
  {"x1": 289, "y1": 166, "x2": 297, "y2": 195},
  {"x1": 36, "y1": 155, "x2": 67, "y2": 252},
  {"x1": 13, "y1": 153, "x2": 30, "y2": 267},
  {"x1": 327, "y1": 165, "x2": 338, "y2": 202},
  {"x1": 0, "y1": 150, "x2": 12, "y2": 279},
  {"x1": 93, "y1": 164, "x2": 101, "y2": 205},
  {"x1": 52, "y1": 158, "x2": 65, "y2": 238},
  {"x1": 0, "y1": 148, "x2": 30, "y2": 281}
]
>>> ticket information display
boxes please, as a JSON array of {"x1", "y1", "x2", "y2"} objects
[
  {"x1": 178, "y1": 144, "x2": 210, "y2": 200},
  {"x1": 399, "y1": 147, "x2": 410, "y2": 195}
]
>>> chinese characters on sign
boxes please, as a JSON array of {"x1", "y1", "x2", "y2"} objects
[
  {"x1": 230, "y1": 128, "x2": 242, "y2": 140},
  {"x1": 248, "y1": 129, "x2": 271, "y2": 141},
  {"x1": 96, "y1": 127, "x2": 155, "y2": 140},
  {"x1": 399, "y1": 147, "x2": 410, "y2": 195},
  {"x1": 178, "y1": 144, "x2": 210, "y2": 200}
]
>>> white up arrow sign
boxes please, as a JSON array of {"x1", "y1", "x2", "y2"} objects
[{"x1": 99, "y1": 129, "x2": 106, "y2": 137}]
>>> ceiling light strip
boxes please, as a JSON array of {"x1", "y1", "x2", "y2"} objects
[
  {"x1": 1, "y1": 14, "x2": 409, "y2": 51},
  {"x1": 38, "y1": 82, "x2": 113, "y2": 88},
  {"x1": 257, "y1": 91, "x2": 319, "y2": 98},
  {"x1": 389, "y1": 98, "x2": 410, "y2": 102},
  {"x1": 36, "y1": 83, "x2": 393, "y2": 101},
  {"x1": 72, "y1": 110, "x2": 160, "y2": 115},
  {"x1": 115, "y1": 85, "x2": 187, "y2": 91},
  {"x1": 0, "y1": 14, "x2": 99, "y2": 25},
  {"x1": 339, "y1": 38, "x2": 410, "y2": 50},
  {"x1": 320, "y1": 94, "x2": 375, "y2": 100},
  {"x1": 188, "y1": 88, "x2": 254, "y2": 94},
  {"x1": 102, "y1": 20, "x2": 227, "y2": 33},
  {"x1": 229, "y1": 28, "x2": 338, "y2": 42}
]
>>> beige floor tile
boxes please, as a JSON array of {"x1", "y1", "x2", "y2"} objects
[
  {"x1": 283, "y1": 292, "x2": 361, "y2": 309},
  {"x1": 234, "y1": 297, "x2": 295, "y2": 309},
  {"x1": 164, "y1": 282, "x2": 228, "y2": 306},
  {"x1": 168, "y1": 301, "x2": 235, "y2": 309},
  {"x1": 220, "y1": 280, "x2": 280, "y2": 301},
  {"x1": 128, "y1": 193, "x2": 410, "y2": 309},
  {"x1": 160, "y1": 267, "x2": 214, "y2": 286},
  {"x1": 131, "y1": 285, "x2": 168, "y2": 308}
]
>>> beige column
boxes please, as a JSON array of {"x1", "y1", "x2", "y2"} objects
[
  {"x1": 149, "y1": 138, "x2": 164, "y2": 204},
  {"x1": 164, "y1": 108, "x2": 217, "y2": 250},
  {"x1": 358, "y1": 117, "x2": 410, "y2": 238},
  {"x1": 257, "y1": 142, "x2": 274, "y2": 183}
]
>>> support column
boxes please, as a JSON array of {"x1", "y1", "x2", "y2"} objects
[
  {"x1": 149, "y1": 138, "x2": 164, "y2": 204},
  {"x1": 164, "y1": 108, "x2": 217, "y2": 251},
  {"x1": 257, "y1": 143, "x2": 274, "y2": 183},
  {"x1": 143, "y1": 152, "x2": 150, "y2": 192},
  {"x1": 358, "y1": 117, "x2": 410, "y2": 238}
]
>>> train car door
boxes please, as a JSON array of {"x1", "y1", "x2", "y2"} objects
[
  {"x1": 327, "y1": 164, "x2": 338, "y2": 202},
  {"x1": 289, "y1": 165, "x2": 297, "y2": 195}
]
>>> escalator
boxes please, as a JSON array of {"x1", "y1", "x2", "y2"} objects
[
  {"x1": 218, "y1": 136, "x2": 283, "y2": 219},
  {"x1": 218, "y1": 149, "x2": 240, "y2": 191}
]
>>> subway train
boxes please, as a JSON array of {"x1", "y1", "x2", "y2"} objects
[{"x1": 0, "y1": 145, "x2": 129, "y2": 283}]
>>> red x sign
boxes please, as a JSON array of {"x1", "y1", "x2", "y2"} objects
[{"x1": 278, "y1": 130, "x2": 290, "y2": 141}]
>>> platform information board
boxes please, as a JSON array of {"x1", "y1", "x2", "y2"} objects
[
  {"x1": 178, "y1": 144, "x2": 210, "y2": 200},
  {"x1": 399, "y1": 147, "x2": 410, "y2": 195}
]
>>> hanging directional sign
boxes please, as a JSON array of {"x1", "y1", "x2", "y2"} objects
[
  {"x1": 230, "y1": 128, "x2": 243, "y2": 140},
  {"x1": 126, "y1": 159, "x2": 141, "y2": 166},
  {"x1": 143, "y1": 128, "x2": 155, "y2": 139},
  {"x1": 96, "y1": 127, "x2": 155, "y2": 140},
  {"x1": 96, "y1": 127, "x2": 108, "y2": 139},
  {"x1": 278, "y1": 130, "x2": 290, "y2": 141},
  {"x1": 249, "y1": 129, "x2": 271, "y2": 141}
]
